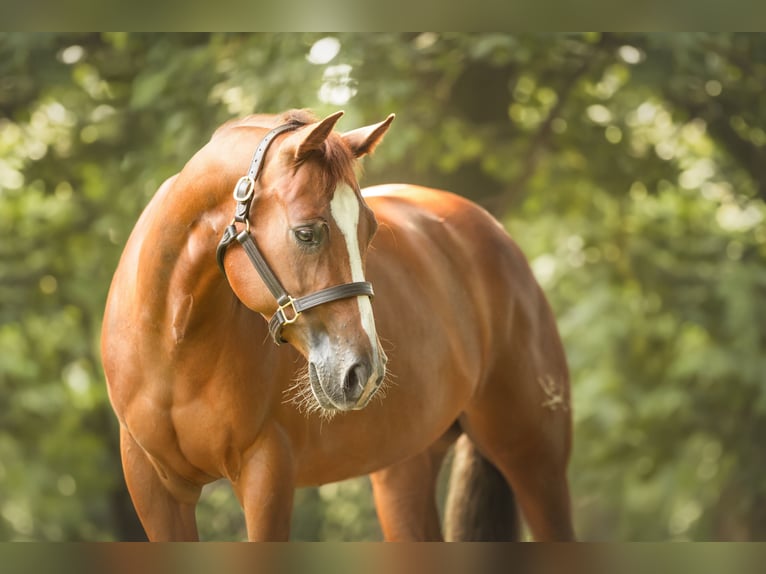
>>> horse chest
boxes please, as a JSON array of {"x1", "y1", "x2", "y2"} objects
[{"x1": 290, "y1": 402, "x2": 460, "y2": 485}]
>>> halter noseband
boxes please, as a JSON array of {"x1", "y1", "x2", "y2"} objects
[{"x1": 216, "y1": 122, "x2": 374, "y2": 345}]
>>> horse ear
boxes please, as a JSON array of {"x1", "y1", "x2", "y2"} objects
[
  {"x1": 295, "y1": 111, "x2": 345, "y2": 161},
  {"x1": 342, "y1": 114, "x2": 395, "y2": 158}
]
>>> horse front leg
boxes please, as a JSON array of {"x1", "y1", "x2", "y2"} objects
[
  {"x1": 231, "y1": 422, "x2": 296, "y2": 541},
  {"x1": 369, "y1": 429, "x2": 457, "y2": 541},
  {"x1": 120, "y1": 426, "x2": 201, "y2": 541}
]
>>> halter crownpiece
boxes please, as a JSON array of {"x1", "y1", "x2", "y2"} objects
[{"x1": 216, "y1": 122, "x2": 375, "y2": 344}]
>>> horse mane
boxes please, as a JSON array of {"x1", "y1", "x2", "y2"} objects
[
  {"x1": 214, "y1": 110, "x2": 358, "y2": 190},
  {"x1": 214, "y1": 109, "x2": 316, "y2": 133}
]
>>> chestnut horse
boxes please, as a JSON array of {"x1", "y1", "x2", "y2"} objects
[{"x1": 101, "y1": 109, "x2": 574, "y2": 541}]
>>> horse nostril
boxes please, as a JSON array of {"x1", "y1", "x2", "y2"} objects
[{"x1": 342, "y1": 363, "x2": 367, "y2": 396}]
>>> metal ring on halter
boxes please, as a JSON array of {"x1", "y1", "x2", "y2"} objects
[
  {"x1": 228, "y1": 216, "x2": 250, "y2": 234},
  {"x1": 233, "y1": 176, "x2": 256, "y2": 202}
]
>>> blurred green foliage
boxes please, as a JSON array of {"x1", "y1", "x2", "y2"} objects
[{"x1": 1, "y1": 33, "x2": 765, "y2": 541}]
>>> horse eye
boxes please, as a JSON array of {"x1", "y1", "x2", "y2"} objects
[{"x1": 294, "y1": 227, "x2": 317, "y2": 244}]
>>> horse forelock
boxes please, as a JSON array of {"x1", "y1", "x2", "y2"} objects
[
  {"x1": 282, "y1": 111, "x2": 358, "y2": 192},
  {"x1": 313, "y1": 133, "x2": 358, "y2": 192}
]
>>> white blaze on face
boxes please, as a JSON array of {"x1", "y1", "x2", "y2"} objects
[{"x1": 329, "y1": 184, "x2": 380, "y2": 369}]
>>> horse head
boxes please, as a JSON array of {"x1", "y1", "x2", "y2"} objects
[{"x1": 219, "y1": 110, "x2": 394, "y2": 412}]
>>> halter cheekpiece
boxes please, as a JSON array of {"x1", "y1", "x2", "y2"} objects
[{"x1": 216, "y1": 122, "x2": 375, "y2": 344}]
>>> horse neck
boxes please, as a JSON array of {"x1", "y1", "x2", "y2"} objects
[
  {"x1": 139, "y1": 172, "x2": 241, "y2": 351},
  {"x1": 137, "y1": 127, "x2": 282, "y2": 360}
]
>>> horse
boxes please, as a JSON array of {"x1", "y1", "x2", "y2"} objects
[{"x1": 100, "y1": 109, "x2": 575, "y2": 541}]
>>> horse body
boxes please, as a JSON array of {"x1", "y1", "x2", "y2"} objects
[{"x1": 102, "y1": 111, "x2": 573, "y2": 541}]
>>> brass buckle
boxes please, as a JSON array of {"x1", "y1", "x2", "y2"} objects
[
  {"x1": 232, "y1": 175, "x2": 255, "y2": 202},
  {"x1": 276, "y1": 297, "x2": 301, "y2": 325}
]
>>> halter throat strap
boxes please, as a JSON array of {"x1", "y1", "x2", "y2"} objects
[{"x1": 216, "y1": 122, "x2": 375, "y2": 344}]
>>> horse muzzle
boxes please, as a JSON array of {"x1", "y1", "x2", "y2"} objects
[{"x1": 308, "y1": 349, "x2": 386, "y2": 411}]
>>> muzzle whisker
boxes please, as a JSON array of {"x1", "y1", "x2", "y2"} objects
[
  {"x1": 370, "y1": 366, "x2": 396, "y2": 408},
  {"x1": 284, "y1": 364, "x2": 341, "y2": 422},
  {"x1": 378, "y1": 334, "x2": 396, "y2": 356}
]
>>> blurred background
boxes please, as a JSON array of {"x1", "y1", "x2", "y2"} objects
[{"x1": 0, "y1": 32, "x2": 765, "y2": 541}]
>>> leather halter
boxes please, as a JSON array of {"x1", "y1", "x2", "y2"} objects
[{"x1": 216, "y1": 122, "x2": 375, "y2": 344}]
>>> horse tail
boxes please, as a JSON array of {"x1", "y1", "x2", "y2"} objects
[{"x1": 443, "y1": 434, "x2": 521, "y2": 541}]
